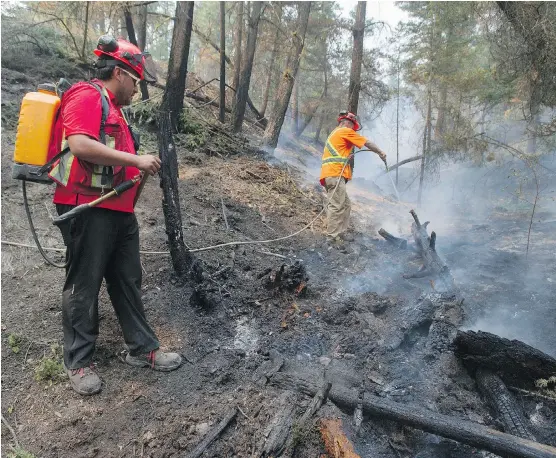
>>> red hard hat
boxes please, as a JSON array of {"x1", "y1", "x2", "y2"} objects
[
  {"x1": 94, "y1": 35, "x2": 147, "y2": 80},
  {"x1": 338, "y1": 111, "x2": 361, "y2": 131}
]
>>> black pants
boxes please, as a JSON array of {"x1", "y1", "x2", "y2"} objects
[{"x1": 56, "y1": 205, "x2": 159, "y2": 369}]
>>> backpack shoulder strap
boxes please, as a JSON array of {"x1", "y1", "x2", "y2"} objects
[
  {"x1": 36, "y1": 82, "x2": 110, "y2": 176},
  {"x1": 87, "y1": 82, "x2": 110, "y2": 145}
]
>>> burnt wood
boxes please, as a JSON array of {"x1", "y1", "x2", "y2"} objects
[
  {"x1": 378, "y1": 228, "x2": 408, "y2": 249},
  {"x1": 186, "y1": 407, "x2": 237, "y2": 458},
  {"x1": 476, "y1": 368, "x2": 536, "y2": 441},
  {"x1": 403, "y1": 209, "x2": 455, "y2": 290},
  {"x1": 258, "y1": 392, "x2": 296, "y2": 458},
  {"x1": 271, "y1": 372, "x2": 556, "y2": 458},
  {"x1": 455, "y1": 330, "x2": 556, "y2": 387}
]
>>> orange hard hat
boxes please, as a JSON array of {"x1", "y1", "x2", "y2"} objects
[{"x1": 338, "y1": 111, "x2": 361, "y2": 131}]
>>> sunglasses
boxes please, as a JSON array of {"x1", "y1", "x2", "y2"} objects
[{"x1": 119, "y1": 67, "x2": 140, "y2": 86}]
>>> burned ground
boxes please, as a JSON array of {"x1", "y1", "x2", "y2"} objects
[{"x1": 2, "y1": 66, "x2": 556, "y2": 458}]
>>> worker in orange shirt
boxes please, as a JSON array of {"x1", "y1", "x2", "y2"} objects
[{"x1": 320, "y1": 111, "x2": 387, "y2": 245}]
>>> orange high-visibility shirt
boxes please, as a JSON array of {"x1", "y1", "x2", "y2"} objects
[{"x1": 320, "y1": 127, "x2": 367, "y2": 185}]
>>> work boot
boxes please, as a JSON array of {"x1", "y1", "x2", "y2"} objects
[
  {"x1": 66, "y1": 364, "x2": 102, "y2": 396},
  {"x1": 326, "y1": 236, "x2": 348, "y2": 252},
  {"x1": 341, "y1": 233, "x2": 355, "y2": 242},
  {"x1": 125, "y1": 349, "x2": 182, "y2": 372}
]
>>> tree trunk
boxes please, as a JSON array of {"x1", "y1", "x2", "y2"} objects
[
  {"x1": 314, "y1": 115, "x2": 324, "y2": 144},
  {"x1": 347, "y1": 1, "x2": 366, "y2": 114},
  {"x1": 134, "y1": 3, "x2": 148, "y2": 50},
  {"x1": 296, "y1": 32, "x2": 328, "y2": 138},
  {"x1": 123, "y1": 7, "x2": 150, "y2": 101},
  {"x1": 260, "y1": 6, "x2": 281, "y2": 119},
  {"x1": 262, "y1": 2, "x2": 312, "y2": 149},
  {"x1": 157, "y1": 108, "x2": 192, "y2": 278},
  {"x1": 396, "y1": 53, "x2": 400, "y2": 185},
  {"x1": 163, "y1": 1, "x2": 195, "y2": 132},
  {"x1": 231, "y1": 1, "x2": 262, "y2": 133},
  {"x1": 219, "y1": 1, "x2": 226, "y2": 123},
  {"x1": 191, "y1": 23, "x2": 265, "y2": 124},
  {"x1": 418, "y1": 86, "x2": 431, "y2": 205},
  {"x1": 435, "y1": 83, "x2": 448, "y2": 140},
  {"x1": 272, "y1": 372, "x2": 556, "y2": 458},
  {"x1": 81, "y1": 2, "x2": 90, "y2": 61},
  {"x1": 291, "y1": 78, "x2": 299, "y2": 134},
  {"x1": 232, "y1": 2, "x2": 244, "y2": 94}
]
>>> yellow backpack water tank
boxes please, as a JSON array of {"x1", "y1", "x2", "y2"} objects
[{"x1": 13, "y1": 84, "x2": 60, "y2": 167}]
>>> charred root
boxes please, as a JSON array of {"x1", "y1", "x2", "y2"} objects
[
  {"x1": 378, "y1": 228, "x2": 408, "y2": 249},
  {"x1": 263, "y1": 261, "x2": 309, "y2": 296}
]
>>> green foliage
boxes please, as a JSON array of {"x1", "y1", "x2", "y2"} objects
[
  {"x1": 7, "y1": 448, "x2": 36, "y2": 458},
  {"x1": 179, "y1": 109, "x2": 209, "y2": 149},
  {"x1": 8, "y1": 334, "x2": 22, "y2": 354},
  {"x1": 34, "y1": 344, "x2": 65, "y2": 384}
]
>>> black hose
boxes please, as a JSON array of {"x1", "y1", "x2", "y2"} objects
[{"x1": 22, "y1": 180, "x2": 69, "y2": 269}]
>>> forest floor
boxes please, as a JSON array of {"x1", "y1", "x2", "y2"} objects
[{"x1": 1, "y1": 56, "x2": 556, "y2": 458}]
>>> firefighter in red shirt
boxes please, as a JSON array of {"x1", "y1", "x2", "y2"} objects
[{"x1": 52, "y1": 36, "x2": 181, "y2": 395}]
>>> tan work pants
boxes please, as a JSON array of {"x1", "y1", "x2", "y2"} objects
[{"x1": 324, "y1": 176, "x2": 351, "y2": 238}]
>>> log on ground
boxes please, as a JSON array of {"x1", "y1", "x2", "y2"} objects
[
  {"x1": 476, "y1": 368, "x2": 536, "y2": 441},
  {"x1": 271, "y1": 372, "x2": 556, "y2": 458},
  {"x1": 455, "y1": 330, "x2": 556, "y2": 387}
]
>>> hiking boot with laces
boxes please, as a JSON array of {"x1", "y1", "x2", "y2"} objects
[
  {"x1": 125, "y1": 349, "x2": 182, "y2": 372},
  {"x1": 66, "y1": 364, "x2": 102, "y2": 396}
]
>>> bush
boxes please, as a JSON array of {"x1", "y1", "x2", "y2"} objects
[
  {"x1": 7, "y1": 334, "x2": 22, "y2": 354},
  {"x1": 34, "y1": 344, "x2": 65, "y2": 384},
  {"x1": 179, "y1": 109, "x2": 209, "y2": 149},
  {"x1": 7, "y1": 447, "x2": 36, "y2": 458}
]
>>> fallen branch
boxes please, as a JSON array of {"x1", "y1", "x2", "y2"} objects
[
  {"x1": 1, "y1": 414, "x2": 20, "y2": 449},
  {"x1": 272, "y1": 372, "x2": 556, "y2": 458},
  {"x1": 186, "y1": 407, "x2": 237, "y2": 458},
  {"x1": 256, "y1": 250, "x2": 288, "y2": 259},
  {"x1": 378, "y1": 228, "x2": 407, "y2": 249},
  {"x1": 221, "y1": 197, "x2": 229, "y2": 230},
  {"x1": 508, "y1": 386, "x2": 556, "y2": 406},
  {"x1": 281, "y1": 380, "x2": 332, "y2": 457}
]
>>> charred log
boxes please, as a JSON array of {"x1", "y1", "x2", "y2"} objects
[
  {"x1": 455, "y1": 330, "x2": 556, "y2": 387},
  {"x1": 378, "y1": 228, "x2": 408, "y2": 249},
  {"x1": 403, "y1": 209, "x2": 455, "y2": 290},
  {"x1": 271, "y1": 372, "x2": 556, "y2": 458},
  {"x1": 258, "y1": 392, "x2": 296, "y2": 458},
  {"x1": 476, "y1": 368, "x2": 536, "y2": 441}
]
